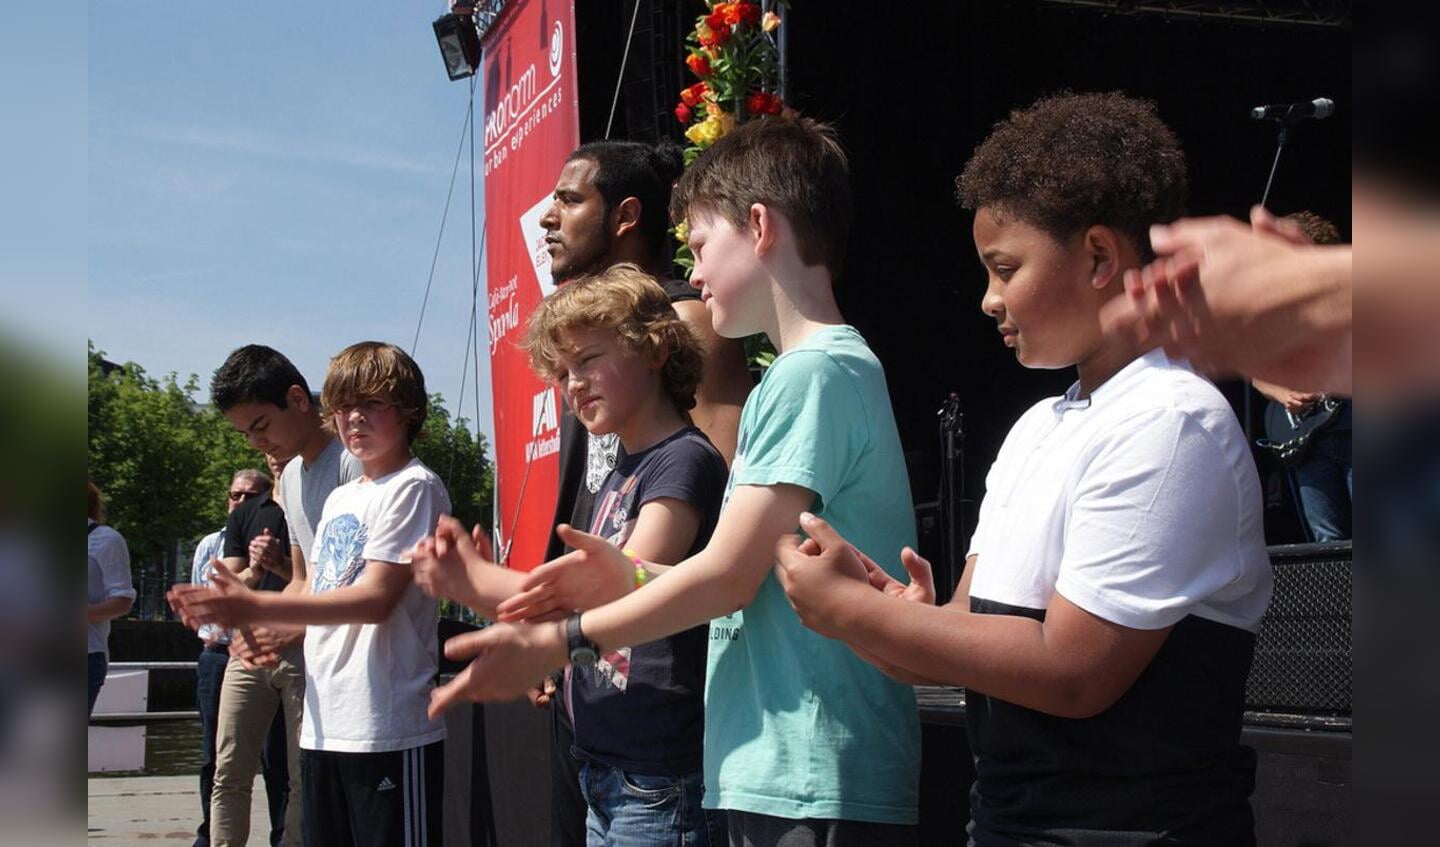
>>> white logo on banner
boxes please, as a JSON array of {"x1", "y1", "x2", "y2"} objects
[
  {"x1": 526, "y1": 387, "x2": 561, "y2": 462},
  {"x1": 549, "y1": 22, "x2": 564, "y2": 77},
  {"x1": 533, "y1": 388, "x2": 559, "y2": 436},
  {"x1": 519, "y1": 192, "x2": 556, "y2": 297}
]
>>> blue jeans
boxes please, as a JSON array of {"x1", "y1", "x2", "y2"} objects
[
  {"x1": 194, "y1": 647, "x2": 229, "y2": 845},
  {"x1": 87, "y1": 652, "x2": 108, "y2": 718},
  {"x1": 579, "y1": 761, "x2": 724, "y2": 847},
  {"x1": 1295, "y1": 424, "x2": 1352, "y2": 542}
]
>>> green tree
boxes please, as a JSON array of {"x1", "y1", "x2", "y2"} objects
[
  {"x1": 412, "y1": 393, "x2": 494, "y2": 534},
  {"x1": 89, "y1": 343, "x2": 264, "y2": 605},
  {"x1": 406, "y1": 394, "x2": 495, "y2": 624}
]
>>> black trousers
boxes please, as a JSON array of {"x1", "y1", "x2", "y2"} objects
[{"x1": 300, "y1": 741, "x2": 443, "y2": 847}]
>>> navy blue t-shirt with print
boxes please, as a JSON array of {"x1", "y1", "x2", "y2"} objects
[{"x1": 569, "y1": 426, "x2": 727, "y2": 776}]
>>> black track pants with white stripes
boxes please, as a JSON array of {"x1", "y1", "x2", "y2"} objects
[{"x1": 300, "y1": 741, "x2": 443, "y2": 847}]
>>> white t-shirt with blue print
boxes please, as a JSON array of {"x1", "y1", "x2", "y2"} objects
[{"x1": 301, "y1": 457, "x2": 451, "y2": 753}]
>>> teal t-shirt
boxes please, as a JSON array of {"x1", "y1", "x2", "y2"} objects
[{"x1": 703, "y1": 324, "x2": 921, "y2": 824}]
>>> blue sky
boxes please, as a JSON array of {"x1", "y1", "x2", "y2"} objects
[{"x1": 87, "y1": 3, "x2": 495, "y2": 444}]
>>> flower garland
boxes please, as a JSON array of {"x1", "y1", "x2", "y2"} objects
[
  {"x1": 674, "y1": 3, "x2": 784, "y2": 159},
  {"x1": 672, "y1": 3, "x2": 785, "y2": 369},
  {"x1": 673, "y1": 3, "x2": 784, "y2": 268}
]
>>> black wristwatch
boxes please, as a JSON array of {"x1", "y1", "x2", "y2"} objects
[{"x1": 565, "y1": 613, "x2": 599, "y2": 667}]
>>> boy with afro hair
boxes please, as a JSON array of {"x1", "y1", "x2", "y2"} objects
[{"x1": 775, "y1": 91, "x2": 1274, "y2": 846}]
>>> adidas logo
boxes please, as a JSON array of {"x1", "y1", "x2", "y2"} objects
[{"x1": 376, "y1": 777, "x2": 397, "y2": 792}]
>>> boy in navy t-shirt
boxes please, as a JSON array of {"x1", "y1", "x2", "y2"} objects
[{"x1": 525, "y1": 264, "x2": 728, "y2": 845}]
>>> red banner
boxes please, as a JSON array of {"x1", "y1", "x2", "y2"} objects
[{"x1": 481, "y1": 0, "x2": 576, "y2": 571}]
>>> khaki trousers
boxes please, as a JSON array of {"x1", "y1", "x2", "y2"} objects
[{"x1": 211, "y1": 656, "x2": 305, "y2": 847}]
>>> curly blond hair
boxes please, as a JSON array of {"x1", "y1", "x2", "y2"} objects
[{"x1": 522, "y1": 264, "x2": 703, "y2": 414}]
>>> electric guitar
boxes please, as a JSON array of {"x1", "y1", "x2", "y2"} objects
[{"x1": 1258, "y1": 395, "x2": 1347, "y2": 467}]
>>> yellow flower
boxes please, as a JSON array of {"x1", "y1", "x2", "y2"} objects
[
  {"x1": 684, "y1": 112, "x2": 735, "y2": 147},
  {"x1": 762, "y1": 11, "x2": 781, "y2": 32},
  {"x1": 674, "y1": 219, "x2": 690, "y2": 245},
  {"x1": 684, "y1": 119, "x2": 710, "y2": 146}
]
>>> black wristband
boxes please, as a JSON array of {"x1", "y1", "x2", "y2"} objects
[{"x1": 565, "y1": 613, "x2": 598, "y2": 667}]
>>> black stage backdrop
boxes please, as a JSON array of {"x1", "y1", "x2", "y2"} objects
[{"x1": 575, "y1": 0, "x2": 1352, "y2": 555}]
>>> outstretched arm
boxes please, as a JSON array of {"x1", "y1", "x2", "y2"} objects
[
  {"x1": 173, "y1": 556, "x2": 414, "y2": 629},
  {"x1": 411, "y1": 515, "x2": 525, "y2": 618},
  {"x1": 776, "y1": 514, "x2": 1171, "y2": 719},
  {"x1": 428, "y1": 482, "x2": 813, "y2": 712},
  {"x1": 1100, "y1": 208, "x2": 1351, "y2": 394}
]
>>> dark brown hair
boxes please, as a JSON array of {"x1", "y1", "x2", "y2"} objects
[
  {"x1": 957, "y1": 91, "x2": 1189, "y2": 259},
  {"x1": 671, "y1": 116, "x2": 852, "y2": 275},
  {"x1": 88, "y1": 479, "x2": 104, "y2": 523},
  {"x1": 1282, "y1": 211, "x2": 1342, "y2": 246}
]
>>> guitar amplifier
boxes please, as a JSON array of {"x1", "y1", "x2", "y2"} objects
[{"x1": 1245, "y1": 542, "x2": 1352, "y2": 718}]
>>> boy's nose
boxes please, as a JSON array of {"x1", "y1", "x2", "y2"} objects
[{"x1": 981, "y1": 286, "x2": 1004, "y2": 319}]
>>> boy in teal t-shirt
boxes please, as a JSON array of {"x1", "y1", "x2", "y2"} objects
[
  {"x1": 428, "y1": 117, "x2": 922, "y2": 844},
  {"x1": 706, "y1": 324, "x2": 918, "y2": 824}
]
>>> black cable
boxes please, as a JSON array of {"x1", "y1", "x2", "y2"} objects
[
  {"x1": 411, "y1": 77, "x2": 476, "y2": 357},
  {"x1": 448, "y1": 74, "x2": 482, "y2": 489}
]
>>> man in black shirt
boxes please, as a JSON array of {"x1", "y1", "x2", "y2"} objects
[{"x1": 205, "y1": 488, "x2": 304, "y2": 847}]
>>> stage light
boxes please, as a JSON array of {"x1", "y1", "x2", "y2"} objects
[{"x1": 433, "y1": 13, "x2": 482, "y2": 81}]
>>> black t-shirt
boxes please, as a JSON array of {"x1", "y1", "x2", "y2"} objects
[
  {"x1": 662, "y1": 276, "x2": 702, "y2": 304},
  {"x1": 543, "y1": 278, "x2": 697, "y2": 562},
  {"x1": 966, "y1": 598, "x2": 1259, "y2": 845},
  {"x1": 222, "y1": 494, "x2": 292, "y2": 593},
  {"x1": 569, "y1": 427, "x2": 728, "y2": 776}
]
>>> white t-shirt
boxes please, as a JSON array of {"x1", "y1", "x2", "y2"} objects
[
  {"x1": 190, "y1": 528, "x2": 227, "y2": 645},
  {"x1": 302, "y1": 457, "x2": 451, "y2": 753},
  {"x1": 88, "y1": 521, "x2": 135, "y2": 656},
  {"x1": 967, "y1": 350, "x2": 1273, "y2": 633},
  {"x1": 280, "y1": 437, "x2": 364, "y2": 564}
]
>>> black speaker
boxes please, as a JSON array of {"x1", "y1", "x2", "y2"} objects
[{"x1": 1245, "y1": 542, "x2": 1352, "y2": 720}]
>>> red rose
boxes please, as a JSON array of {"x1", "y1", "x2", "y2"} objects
[
  {"x1": 746, "y1": 92, "x2": 783, "y2": 115},
  {"x1": 680, "y1": 82, "x2": 708, "y2": 108},
  {"x1": 702, "y1": 12, "x2": 731, "y2": 44},
  {"x1": 736, "y1": 3, "x2": 760, "y2": 25},
  {"x1": 686, "y1": 52, "x2": 711, "y2": 77},
  {"x1": 675, "y1": 102, "x2": 693, "y2": 124}
]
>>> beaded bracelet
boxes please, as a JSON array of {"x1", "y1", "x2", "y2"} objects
[{"x1": 621, "y1": 548, "x2": 649, "y2": 588}]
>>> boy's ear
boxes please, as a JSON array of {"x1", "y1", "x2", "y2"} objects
[
  {"x1": 749, "y1": 203, "x2": 777, "y2": 255},
  {"x1": 652, "y1": 342, "x2": 670, "y2": 371},
  {"x1": 1085, "y1": 225, "x2": 1123, "y2": 291},
  {"x1": 286, "y1": 385, "x2": 311, "y2": 412},
  {"x1": 612, "y1": 197, "x2": 643, "y2": 239}
]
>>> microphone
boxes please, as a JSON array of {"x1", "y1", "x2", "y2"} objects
[{"x1": 1250, "y1": 98, "x2": 1335, "y2": 122}]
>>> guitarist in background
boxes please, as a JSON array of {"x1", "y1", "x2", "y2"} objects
[{"x1": 1253, "y1": 211, "x2": 1351, "y2": 542}]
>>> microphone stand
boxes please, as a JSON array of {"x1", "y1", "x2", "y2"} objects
[
  {"x1": 1259, "y1": 123, "x2": 1290, "y2": 211},
  {"x1": 936, "y1": 393, "x2": 964, "y2": 605},
  {"x1": 1247, "y1": 120, "x2": 1292, "y2": 445}
]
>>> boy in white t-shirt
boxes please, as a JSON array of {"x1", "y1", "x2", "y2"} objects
[
  {"x1": 173, "y1": 341, "x2": 451, "y2": 847},
  {"x1": 773, "y1": 93, "x2": 1275, "y2": 845}
]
